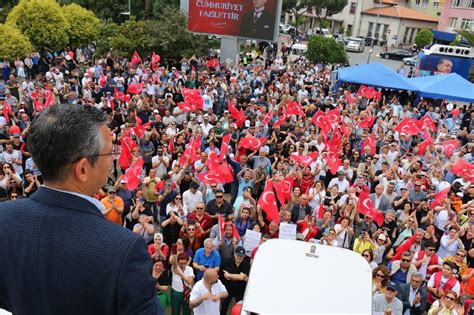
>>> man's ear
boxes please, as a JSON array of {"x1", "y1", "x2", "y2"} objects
[{"x1": 73, "y1": 158, "x2": 89, "y2": 183}]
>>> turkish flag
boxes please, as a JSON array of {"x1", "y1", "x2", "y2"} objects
[
  {"x1": 373, "y1": 90, "x2": 382, "y2": 101},
  {"x1": 44, "y1": 90, "x2": 54, "y2": 108},
  {"x1": 327, "y1": 129, "x2": 342, "y2": 153},
  {"x1": 118, "y1": 136, "x2": 138, "y2": 170},
  {"x1": 151, "y1": 52, "x2": 160, "y2": 70},
  {"x1": 238, "y1": 137, "x2": 266, "y2": 151},
  {"x1": 2, "y1": 99, "x2": 13, "y2": 124},
  {"x1": 290, "y1": 152, "x2": 318, "y2": 167},
  {"x1": 357, "y1": 115, "x2": 376, "y2": 129},
  {"x1": 326, "y1": 107, "x2": 341, "y2": 125},
  {"x1": 340, "y1": 121, "x2": 351, "y2": 137},
  {"x1": 273, "y1": 115, "x2": 287, "y2": 128},
  {"x1": 451, "y1": 159, "x2": 474, "y2": 182},
  {"x1": 33, "y1": 100, "x2": 44, "y2": 112},
  {"x1": 127, "y1": 83, "x2": 143, "y2": 95},
  {"x1": 391, "y1": 235, "x2": 417, "y2": 262},
  {"x1": 168, "y1": 137, "x2": 174, "y2": 153},
  {"x1": 261, "y1": 112, "x2": 272, "y2": 126},
  {"x1": 442, "y1": 139, "x2": 460, "y2": 157},
  {"x1": 345, "y1": 91, "x2": 356, "y2": 105},
  {"x1": 357, "y1": 191, "x2": 384, "y2": 226},
  {"x1": 99, "y1": 71, "x2": 106, "y2": 88},
  {"x1": 196, "y1": 162, "x2": 234, "y2": 184},
  {"x1": 394, "y1": 118, "x2": 421, "y2": 135},
  {"x1": 257, "y1": 181, "x2": 280, "y2": 224},
  {"x1": 272, "y1": 176, "x2": 294, "y2": 205},
  {"x1": 122, "y1": 157, "x2": 144, "y2": 190},
  {"x1": 184, "y1": 93, "x2": 204, "y2": 110},
  {"x1": 285, "y1": 101, "x2": 304, "y2": 116},
  {"x1": 177, "y1": 101, "x2": 195, "y2": 112},
  {"x1": 417, "y1": 115, "x2": 437, "y2": 131},
  {"x1": 228, "y1": 100, "x2": 238, "y2": 115},
  {"x1": 235, "y1": 109, "x2": 246, "y2": 128},
  {"x1": 317, "y1": 204, "x2": 325, "y2": 219},
  {"x1": 114, "y1": 88, "x2": 131, "y2": 103},
  {"x1": 361, "y1": 134, "x2": 377, "y2": 155},
  {"x1": 324, "y1": 151, "x2": 342, "y2": 175},
  {"x1": 207, "y1": 58, "x2": 219, "y2": 68},
  {"x1": 130, "y1": 51, "x2": 142, "y2": 67},
  {"x1": 429, "y1": 187, "x2": 451, "y2": 209},
  {"x1": 206, "y1": 150, "x2": 220, "y2": 170},
  {"x1": 133, "y1": 121, "x2": 150, "y2": 139},
  {"x1": 357, "y1": 85, "x2": 376, "y2": 99},
  {"x1": 219, "y1": 133, "x2": 231, "y2": 162},
  {"x1": 311, "y1": 110, "x2": 329, "y2": 130},
  {"x1": 418, "y1": 129, "x2": 434, "y2": 155}
]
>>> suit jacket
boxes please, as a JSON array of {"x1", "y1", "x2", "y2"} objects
[
  {"x1": 0, "y1": 187, "x2": 163, "y2": 315},
  {"x1": 239, "y1": 10, "x2": 275, "y2": 41},
  {"x1": 370, "y1": 193, "x2": 392, "y2": 212},
  {"x1": 290, "y1": 204, "x2": 312, "y2": 224},
  {"x1": 397, "y1": 283, "x2": 427, "y2": 315}
]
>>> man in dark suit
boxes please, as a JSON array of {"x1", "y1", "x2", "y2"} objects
[
  {"x1": 370, "y1": 184, "x2": 392, "y2": 212},
  {"x1": 290, "y1": 194, "x2": 312, "y2": 224},
  {"x1": 0, "y1": 104, "x2": 163, "y2": 314},
  {"x1": 239, "y1": 0, "x2": 276, "y2": 41},
  {"x1": 397, "y1": 272, "x2": 427, "y2": 315}
]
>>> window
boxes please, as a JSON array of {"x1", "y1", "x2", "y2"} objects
[
  {"x1": 433, "y1": 1, "x2": 440, "y2": 7},
  {"x1": 422, "y1": 0, "x2": 429, "y2": 6},
  {"x1": 449, "y1": 17, "x2": 458, "y2": 28},
  {"x1": 452, "y1": 0, "x2": 462, "y2": 7},
  {"x1": 367, "y1": 22, "x2": 374, "y2": 37},
  {"x1": 382, "y1": 24, "x2": 389, "y2": 39},
  {"x1": 350, "y1": 2, "x2": 357, "y2": 14},
  {"x1": 460, "y1": 18, "x2": 474, "y2": 30},
  {"x1": 415, "y1": 0, "x2": 421, "y2": 5},
  {"x1": 375, "y1": 23, "x2": 381, "y2": 38}
]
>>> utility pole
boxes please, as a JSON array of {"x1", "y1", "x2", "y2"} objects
[{"x1": 366, "y1": 0, "x2": 380, "y2": 63}]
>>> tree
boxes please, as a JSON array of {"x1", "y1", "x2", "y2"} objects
[
  {"x1": 414, "y1": 29, "x2": 433, "y2": 48},
  {"x1": 308, "y1": 0, "x2": 347, "y2": 32},
  {"x1": 0, "y1": 23, "x2": 32, "y2": 61},
  {"x1": 282, "y1": 0, "x2": 311, "y2": 31},
  {"x1": 95, "y1": 19, "x2": 120, "y2": 57},
  {"x1": 306, "y1": 36, "x2": 348, "y2": 64},
  {"x1": 452, "y1": 29, "x2": 474, "y2": 47},
  {"x1": 109, "y1": 18, "x2": 151, "y2": 57},
  {"x1": 6, "y1": 0, "x2": 69, "y2": 51},
  {"x1": 62, "y1": 4, "x2": 100, "y2": 48}
]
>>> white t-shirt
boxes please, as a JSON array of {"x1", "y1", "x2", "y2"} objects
[
  {"x1": 171, "y1": 265, "x2": 194, "y2": 292},
  {"x1": 190, "y1": 279, "x2": 227, "y2": 315},
  {"x1": 427, "y1": 273, "x2": 460, "y2": 296},
  {"x1": 2, "y1": 150, "x2": 23, "y2": 175},
  {"x1": 151, "y1": 155, "x2": 170, "y2": 178},
  {"x1": 182, "y1": 189, "x2": 204, "y2": 212},
  {"x1": 328, "y1": 178, "x2": 350, "y2": 194}
]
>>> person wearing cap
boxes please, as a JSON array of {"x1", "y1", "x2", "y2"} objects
[
  {"x1": 101, "y1": 186, "x2": 125, "y2": 225},
  {"x1": 372, "y1": 282, "x2": 404, "y2": 314},
  {"x1": 219, "y1": 245, "x2": 250, "y2": 315},
  {"x1": 409, "y1": 180, "x2": 427, "y2": 206}
]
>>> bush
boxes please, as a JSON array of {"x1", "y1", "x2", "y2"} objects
[
  {"x1": 6, "y1": 0, "x2": 69, "y2": 51},
  {"x1": 306, "y1": 36, "x2": 348, "y2": 65},
  {"x1": 0, "y1": 23, "x2": 33, "y2": 61},
  {"x1": 62, "y1": 3, "x2": 100, "y2": 48},
  {"x1": 414, "y1": 29, "x2": 433, "y2": 48}
]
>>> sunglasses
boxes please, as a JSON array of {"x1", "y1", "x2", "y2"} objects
[
  {"x1": 427, "y1": 248, "x2": 436, "y2": 252},
  {"x1": 362, "y1": 254, "x2": 370, "y2": 258},
  {"x1": 386, "y1": 287, "x2": 397, "y2": 292},
  {"x1": 402, "y1": 259, "x2": 411, "y2": 263},
  {"x1": 196, "y1": 207, "x2": 204, "y2": 210},
  {"x1": 444, "y1": 296, "x2": 456, "y2": 301},
  {"x1": 457, "y1": 253, "x2": 466, "y2": 258},
  {"x1": 216, "y1": 195, "x2": 223, "y2": 198},
  {"x1": 187, "y1": 228, "x2": 195, "y2": 231},
  {"x1": 375, "y1": 273, "x2": 385, "y2": 278},
  {"x1": 175, "y1": 197, "x2": 182, "y2": 200}
]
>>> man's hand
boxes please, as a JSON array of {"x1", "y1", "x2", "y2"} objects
[
  {"x1": 412, "y1": 293, "x2": 420, "y2": 306},
  {"x1": 202, "y1": 291, "x2": 212, "y2": 301},
  {"x1": 211, "y1": 294, "x2": 221, "y2": 302}
]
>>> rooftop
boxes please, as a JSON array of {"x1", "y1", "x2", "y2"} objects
[{"x1": 362, "y1": 5, "x2": 439, "y2": 22}]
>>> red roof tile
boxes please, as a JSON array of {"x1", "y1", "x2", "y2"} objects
[{"x1": 362, "y1": 5, "x2": 438, "y2": 22}]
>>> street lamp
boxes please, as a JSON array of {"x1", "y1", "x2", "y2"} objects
[{"x1": 366, "y1": 0, "x2": 381, "y2": 63}]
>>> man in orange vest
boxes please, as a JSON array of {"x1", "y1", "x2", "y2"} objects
[
  {"x1": 426, "y1": 261, "x2": 460, "y2": 311},
  {"x1": 412, "y1": 240, "x2": 443, "y2": 281}
]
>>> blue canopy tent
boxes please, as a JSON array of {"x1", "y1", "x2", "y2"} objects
[
  {"x1": 337, "y1": 63, "x2": 418, "y2": 91},
  {"x1": 407, "y1": 73, "x2": 474, "y2": 103}
]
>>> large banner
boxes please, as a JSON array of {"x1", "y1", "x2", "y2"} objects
[
  {"x1": 416, "y1": 52, "x2": 473, "y2": 80},
  {"x1": 188, "y1": 0, "x2": 282, "y2": 42}
]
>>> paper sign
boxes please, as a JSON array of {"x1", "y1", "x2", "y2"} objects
[
  {"x1": 243, "y1": 229, "x2": 261, "y2": 255},
  {"x1": 279, "y1": 223, "x2": 297, "y2": 240}
]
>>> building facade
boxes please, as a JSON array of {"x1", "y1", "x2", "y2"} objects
[{"x1": 437, "y1": 0, "x2": 474, "y2": 31}]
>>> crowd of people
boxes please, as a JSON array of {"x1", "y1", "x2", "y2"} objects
[{"x1": 0, "y1": 46, "x2": 473, "y2": 315}]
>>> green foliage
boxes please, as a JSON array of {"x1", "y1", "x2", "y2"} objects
[
  {"x1": 62, "y1": 3, "x2": 100, "y2": 48},
  {"x1": 95, "y1": 19, "x2": 120, "y2": 57},
  {"x1": 308, "y1": 0, "x2": 347, "y2": 31},
  {"x1": 0, "y1": 4, "x2": 14, "y2": 24},
  {"x1": 452, "y1": 29, "x2": 474, "y2": 47},
  {"x1": 0, "y1": 23, "x2": 32, "y2": 61},
  {"x1": 6, "y1": 0, "x2": 70, "y2": 51},
  {"x1": 414, "y1": 29, "x2": 433, "y2": 48},
  {"x1": 106, "y1": 6, "x2": 208, "y2": 60},
  {"x1": 306, "y1": 36, "x2": 348, "y2": 64}
]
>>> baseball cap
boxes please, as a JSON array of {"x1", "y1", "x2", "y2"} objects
[
  {"x1": 386, "y1": 282, "x2": 400, "y2": 292},
  {"x1": 120, "y1": 179, "x2": 128, "y2": 184},
  {"x1": 378, "y1": 234, "x2": 387, "y2": 241},
  {"x1": 234, "y1": 246, "x2": 246, "y2": 257},
  {"x1": 107, "y1": 186, "x2": 116, "y2": 193},
  {"x1": 12, "y1": 133, "x2": 20, "y2": 138}
]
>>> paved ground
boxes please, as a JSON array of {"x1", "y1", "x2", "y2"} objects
[{"x1": 347, "y1": 45, "x2": 405, "y2": 71}]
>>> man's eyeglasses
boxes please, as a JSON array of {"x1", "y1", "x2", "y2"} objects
[
  {"x1": 73, "y1": 146, "x2": 119, "y2": 163},
  {"x1": 444, "y1": 295, "x2": 456, "y2": 301},
  {"x1": 216, "y1": 195, "x2": 224, "y2": 198},
  {"x1": 196, "y1": 207, "x2": 204, "y2": 210},
  {"x1": 401, "y1": 259, "x2": 411, "y2": 263}
]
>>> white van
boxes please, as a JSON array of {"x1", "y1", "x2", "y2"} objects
[
  {"x1": 307, "y1": 28, "x2": 331, "y2": 38},
  {"x1": 346, "y1": 37, "x2": 365, "y2": 52},
  {"x1": 288, "y1": 43, "x2": 308, "y2": 62}
]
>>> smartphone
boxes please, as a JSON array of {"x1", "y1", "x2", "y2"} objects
[{"x1": 172, "y1": 244, "x2": 177, "y2": 255}]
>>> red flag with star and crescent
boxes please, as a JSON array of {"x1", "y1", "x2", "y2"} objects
[
  {"x1": 394, "y1": 118, "x2": 421, "y2": 135},
  {"x1": 361, "y1": 134, "x2": 377, "y2": 155},
  {"x1": 127, "y1": 83, "x2": 143, "y2": 95},
  {"x1": 442, "y1": 139, "x2": 460, "y2": 157},
  {"x1": 130, "y1": 51, "x2": 142, "y2": 67},
  {"x1": 451, "y1": 159, "x2": 474, "y2": 182},
  {"x1": 196, "y1": 162, "x2": 234, "y2": 185},
  {"x1": 290, "y1": 152, "x2": 318, "y2": 168},
  {"x1": 219, "y1": 133, "x2": 231, "y2": 162},
  {"x1": 238, "y1": 137, "x2": 266, "y2": 151},
  {"x1": 257, "y1": 181, "x2": 280, "y2": 224},
  {"x1": 2, "y1": 99, "x2": 13, "y2": 123},
  {"x1": 118, "y1": 136, "x2": 138, "y2": 170},
  {"x1": 272, "y1": 176, "x2": 294, "y2": 205},
  {"x1": 357, "y1": 115, "x2": 376, "y2": 129},
  {"x1": 429, "y1": 187, "x2": 451, "y2": 209},
  {"x1": 122, "y1": 157, "x2": 144, "y2": 190},
  {"x1": 151, "y1": 52, "x2": 160, "y2": 70},
  {"x1": 357, "y1": 191, "x2": 384, "y2": 226},
  {"x1": 218, "y1": 215, "x2": 240, "y2": 239},
  {"x1": 417, "y1": 115, "x2": 437, "y2": 131}
]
